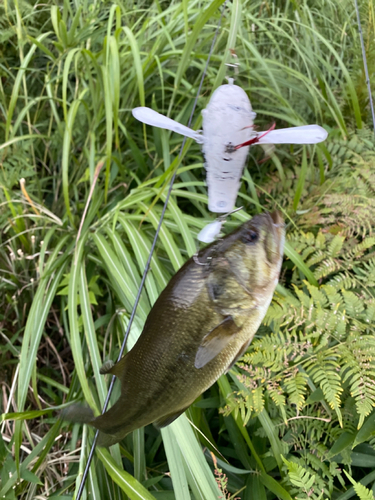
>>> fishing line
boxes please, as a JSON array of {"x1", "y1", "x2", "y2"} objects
[
  {"x1": 75, "y1": 2, "x2": 228, "y2": 498},
  {"x1": 354, "y1": 0, "x2": 375, "y2": 132}
]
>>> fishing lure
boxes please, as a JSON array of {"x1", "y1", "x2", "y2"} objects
[{"x1": 132, "y1": 78, "x2": 327, "y2": 241}]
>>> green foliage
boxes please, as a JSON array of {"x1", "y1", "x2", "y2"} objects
[
  {"x1": 1, "y1": 0, "x2": 375, "y2": 499},
  {"x1": 344, "y1": 471, "x2": 375, "y2": 500},
  {"x1": 281, "y1": 455, "x2": 326, "y2": 500},
  {"x1": 224, "y1": 129, "x2": 375, "y2": 498}
]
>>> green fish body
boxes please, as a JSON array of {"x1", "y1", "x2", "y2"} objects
[{"x1": 77, "y1": 211, "x2": 284, "y2": 446}]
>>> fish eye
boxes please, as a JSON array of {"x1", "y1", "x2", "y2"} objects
[{"x1": 242, "y1": 229, "x2": 258, "y2": 244}]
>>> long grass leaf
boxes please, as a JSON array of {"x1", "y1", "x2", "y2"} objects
[
  {"x1": 17, "y1": 259, "x2": 68, "y2": 411},
  {"x1": 118, "y1": 215, "x2": 168, "y2": 289},
  {"x1": 79, "y1": 263, "x2": 108, "y2": 406},
  {"x1": 174, "y1": 0, "x2": 226, "y2": 95},
  {"x1": 123, "y1": 27, "x2": 145, "y2": 107},
  {"x1": 114, "y1": 221, "x2": 159, "y2": 304},
  {"x1": 161, "y1": 427, "x2": 191, "y2": 500},
  {"x1": 259, "y1": 471, "x2": 292, "y2": 500},
  {"x1": 293, "y1": 146, "x2": 308, "y2": 211},
  {"x1": 284, "y1": 241, "x2": 318, "y2": 287},
  {"x1": 170, "y1": 416, "x2": 222, "y2": 498},
  {"x1": 92, "y1": 232, "x2": 149, "y2": 320},
  {"x1": 68, "y1": 238, "x2": 97, "y2": 410},
  {"x1": 138, "y1": 202, "x2": 184, "y2": 271},
  {"x1": 97, "y1": 447, "x2": 157, "y2": 499},
  {"x1": 5, "y1": 34, "x2": 49, "y2": 140},
  {"x1": 160, "y1": 195, "x2": 196, "y2": 258},
  {"x1": 257, "y1": 409, "x2": 283, "y2": 470}
]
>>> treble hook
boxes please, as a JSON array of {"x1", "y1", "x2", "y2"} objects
[
  {"x1": 225, "y1": 48, "x2": 239, "y2": 81},
  {"x1": 196, "y1": 206, "x2": 244, "y2": 246}
]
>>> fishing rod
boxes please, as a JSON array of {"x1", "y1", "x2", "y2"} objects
[
  {"x1": 75, "y1": 2, "x2": 228, "y2": 498},
  {"x1": 353, "y1": 0, "x2": 375, "y2": 133}
]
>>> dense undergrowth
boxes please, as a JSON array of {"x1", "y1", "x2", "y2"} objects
[{"x1": 0, "y1": 0, "x2": 375, "y2": 498}]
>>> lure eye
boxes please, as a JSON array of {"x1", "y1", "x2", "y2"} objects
[
  {"x1": 228, "y1": 104, "x2": 242, "y2": 112},
  {"x1": 242, "y1": 229, "x2": 258, "y2": 244}
]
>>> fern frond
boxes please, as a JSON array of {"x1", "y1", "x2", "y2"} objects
[
  {"x1": 344, "y1": 471, "x2": 375, "y2": 500},
  {"x1": 284, "y1": 369, "x2": 308, "y2": 410},
  {"x1": 327, "y1": 272, "x2": 357, "y2": 290},
  {"x1": 267, "y1": 381, "x2": 287, "y2": 422},
  {"x1": 342, "y1": 290, "x2": 365, "y2": 317},
  {"x1": 281, "y1": 456, "x2": 326, "y2": 500},
  {"x1": 229, "y1": 131, "x2": 375, "y2": 493},
  {"x1": 328, "y1": 234, "x2": 345, "y2": 258},
  {"x1": 315, "y1": 258, "x2": 342, "y2": 280},
  {"x1": 304, "y1": 355, "x2": 343, "y2": 424},
  {"x1": 340, "y1": 335, "x2": 375, "y2": 427}
]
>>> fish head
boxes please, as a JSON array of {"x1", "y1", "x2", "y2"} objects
[{"x1": 215, "y1": 211, "x2": 285, "y2": 294}]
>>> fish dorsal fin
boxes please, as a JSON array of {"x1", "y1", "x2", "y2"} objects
[
  {"x1": 195, "y1": 316, "x2": 239, "y2": 369},
  {"x1": 153, "y1": 405, "x2": 190, "y2": 429}
]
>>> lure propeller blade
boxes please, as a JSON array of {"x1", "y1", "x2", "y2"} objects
[
  {"x1": 197, "y1": 220, "x2": 223, "y2": 243},
  {"x1": 257, "y1": 124, "x2": 328, "y2": 144},
  {"x1": 132, "y1": 107, "x2": 204, "y2": 143}
]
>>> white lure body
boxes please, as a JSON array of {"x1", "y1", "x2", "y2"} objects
[
  {"x1": 132, "y1": 80, "x2": 328, "y2": 240},
  {"x1": 201, "y1": 82, "x2": 256, "y2": 213}
]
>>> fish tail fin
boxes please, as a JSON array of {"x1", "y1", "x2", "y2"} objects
[{"x1": 62, "y1": 404, "x2": 95, "y2": 424}]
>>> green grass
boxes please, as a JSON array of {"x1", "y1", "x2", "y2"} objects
[{"x1": 0, "y1": 0, "x2": 375, "y2": 498}]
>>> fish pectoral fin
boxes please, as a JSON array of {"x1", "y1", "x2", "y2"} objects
[
  {"x1": 153, "y1": 406, "x2": 189, "y2": 429},
  {"x1": 195, "y1": 316, "x2": 240, "y2": 369}
]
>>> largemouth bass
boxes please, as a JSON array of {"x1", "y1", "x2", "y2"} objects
[{"x1": 69, "y1": 211, "x2": 284, "y2": 446}]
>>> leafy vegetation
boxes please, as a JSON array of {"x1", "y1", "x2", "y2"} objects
[{"x1": 0, "y1": 0, "x2": 375, "y2": 498}]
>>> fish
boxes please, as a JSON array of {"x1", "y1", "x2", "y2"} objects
[{"x1": 66, "y1": 211, "x2": 285, "y2": 446}]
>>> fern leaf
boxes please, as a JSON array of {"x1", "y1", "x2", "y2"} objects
[
  {"x1": 305, "y1": 355, "x2": 343, "y2": 424},
  {"x1": 342, "y1": 290, "x2": 365, "y2": 317},
  {"x1": 344, "y1": 471, "x2": 375, "y2": 500},
  {"x1": 253, "y1": 386, "x2": 264, "y2": 414},
  {"x1": 328, "y1": 234, "x2": 345, "y2": 257},
  {"x1": 267, "y1": 381, "x2": 287, "y2": 422},
  {"x1": 284, "y1": 370, "x2": 308, "y2": 410},
  {"x1": 340, "y1": 336, "x2": 375, "y2": 427},
  {"x1": 281, "y1": 456, "x2": 323, "y2": 500}
]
